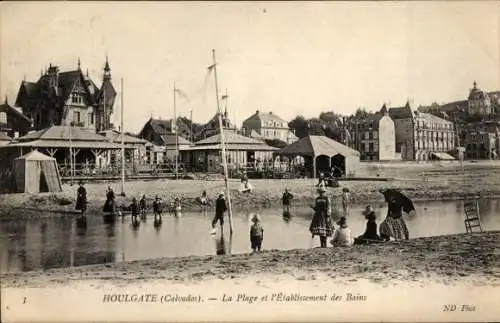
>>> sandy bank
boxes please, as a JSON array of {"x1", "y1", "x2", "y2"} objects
[
  {"x1": 2, "y1": 161, "x2": 500, "y2": 218},
  {"x1": 2, "y1": 231, "x2": 499, "y2": 289}
]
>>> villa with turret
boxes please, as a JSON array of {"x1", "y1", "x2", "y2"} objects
[{"x1": 15, "y1": 58, "x2": 116, "y2": 132}]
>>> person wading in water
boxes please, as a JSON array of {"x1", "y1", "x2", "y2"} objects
[
  {"x1": 210, "y1": 192, "x2": 227, "y2": 235},
  {"x1": 75, "y1": 180, "x2": 87, "y2": 218},
  {"x1": 103, "y1": 186, "x2": 115, "y2": 214},
  {"x1": 309, "y1": 186, "x2": 333, "y2": 248}
]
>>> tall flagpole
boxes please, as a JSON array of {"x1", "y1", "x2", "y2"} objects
[
  {"x1": 69, "y1": 120, "x2": 73, "y2": 185},
  {"x1": 174, "y1": 82, "x2": 179, "y2": 180},
  {"x1": 211, "y1": 49, "x2": 233, "y2": 235},
  {"x1": 120, "y1": 78, "x2": 125, "y2": 196}
]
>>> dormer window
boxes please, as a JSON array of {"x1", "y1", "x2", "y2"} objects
[{"x1": 71, "y1": 93, "x2": 83, "y2": 105}]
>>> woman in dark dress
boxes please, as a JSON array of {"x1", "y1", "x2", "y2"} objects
[
  {"x1": 354, "y1": 205, "x2": 380, "y2": 245},
  {"x1": 309, "y1": 187, "x2": 333, "y2": 248},
  {"x1": 75, "y1": 181, "x2": 87, "y2": 216},
  {"x1": 379, "y1": 189, "x2": 412, "y2": 241},
  {"x1": 103, "y1": 186, "x2": 116, "y2": 214}
]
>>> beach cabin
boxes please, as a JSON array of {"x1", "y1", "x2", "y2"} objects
[
  {"x1": 14, "y1": 150, "x2": 62, "y2": 193},
  {"x1": 275, "y1": 135, "x2": 361, "y2": 178}
]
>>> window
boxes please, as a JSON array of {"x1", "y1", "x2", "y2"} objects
[
  {"x1": 71, "y1": 93, "x2": 83, "y2": 105},
  {"x1": 0, "y1": 111, "x2": 7, "y2": 124},
  {"x1": 373, "y1": 131, "x2": 378, "y2": 139},
  {"x1": 88, "y1": 113, "x2": 92, "y2": 126},
  {"x1": 73, "y1": 111, "x2": 81, "y2": 123},
  {"x1": 374, "y1": 143, "x2": 379, "y2": 151},
  {"x1": 364, "y1": 131, "x2": 369, "y2": 140},
  {"x1": 369, "y1": 143, "x2": 374, "y2": 152}
]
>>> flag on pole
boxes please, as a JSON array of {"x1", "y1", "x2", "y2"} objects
[
  {"x1": 221, "y1": 94, "x2": 229, "y2": 100},
  {"x1": 207, "y1": 64, "x2": 216, "y2": 71},
  {"x1": 174, "y1": 88, "x2": 190, "y2": 101}
]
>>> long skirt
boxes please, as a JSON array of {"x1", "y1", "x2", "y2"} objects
[
  {"x1": 309, "y1": 212, "x2": 333, "y2": 237},
  {"x1": 75, "y1": 196, "x2": 87, "y2": 211},
  {"x1": 379, "y1": 216, "x2": 409, "y2": 241},
  {"x1": 103, "y1": 199, "x2": 115, "y2": 213}
]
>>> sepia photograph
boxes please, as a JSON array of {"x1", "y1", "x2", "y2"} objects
[{"x1": 0, "y1": 1, "x2": 499, "y2": 322}]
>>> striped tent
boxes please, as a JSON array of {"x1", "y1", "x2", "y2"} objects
[{"x1": 14, "y1": 150, "x2": 62, "y2": 193}]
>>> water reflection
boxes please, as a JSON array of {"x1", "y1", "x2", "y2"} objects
[
  {"x1": 1, "y1": 198, "x2": 500, "y2": 273},
  {"x1": 153, "y1": 217, "x2": 162, "y2": 233}
]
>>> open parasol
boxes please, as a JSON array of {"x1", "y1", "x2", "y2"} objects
[{"x1": 379, "y1": 189, "x2": 416, "y2": 215}]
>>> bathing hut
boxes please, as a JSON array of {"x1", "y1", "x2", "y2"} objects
[
  {"x1": 14, "y1": 150, "x2": 62, "y2": 193},
  {"x1": 275, "y1": 135, "x2": 360, "y2": 178}
]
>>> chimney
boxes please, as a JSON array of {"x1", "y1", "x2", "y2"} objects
[
  {"x1": 269, "y1": 111, "x2": 272, "y2": 115},
  {"x1": 256, "y1": 110, "x2": 259, "y2": 115}
]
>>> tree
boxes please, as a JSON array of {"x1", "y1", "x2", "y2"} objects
[
  {"x1": 288, "y1": 115, "x2": 309, "y2": 138},
  {"x1": 354, "y1": 108, "x2": 370, "y2": 119},
  {"x1": 319, "y1": 111, "x2": 341, "y2": 125}
]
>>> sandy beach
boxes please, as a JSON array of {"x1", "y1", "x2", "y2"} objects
[
  {"x1": 2, "y1": 161, "x2": 500, "y2": 218},
  {"x1": 2, "y1": 231, "x2": 499, "y2": 289}
]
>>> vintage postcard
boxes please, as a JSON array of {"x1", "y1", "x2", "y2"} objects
[{"x1": 1, "y1": 1, "x2": 499, "y2": 322}]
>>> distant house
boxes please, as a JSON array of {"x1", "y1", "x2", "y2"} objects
[
  {"x1": 346, "y1": 104, "x2": 396, "y2": 161},
  {"x1": 0, "y1": 98, "x2": 33, "y2": 138},
  {"x1": 194, "y1": 112, "x2": 238, "y2": 141},
  {"x1": 159, "y1": 134, "x2": 193, "y2": 160},
  {"x1": 181, "y1": 130, "x2": 278, "y2": 172},
  {"x1": 98, "y1": 129, "x2": 148, "y2": 164},
  {"x1": 14, "y1": 58, "x2": 116, "y2": 132},
  {"x1": 138, "y1": 117, "x2": 192, "y2": 146},
  {"x1": 462, "y1": 121, "x2": 500, "y2": 160},
  {"x1": 389, "y1": 102, "x2": 455, "y2": 161},
  {"x1": 242, "y1": 110, "x2": 297, "y2": 144}
]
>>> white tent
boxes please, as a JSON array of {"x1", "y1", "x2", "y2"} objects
[{"x1": 14, "y1": 150, "x2": 62, "y2": 193}]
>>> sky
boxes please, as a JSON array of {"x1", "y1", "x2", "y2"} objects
[{"x1": 1, "y1": 1, "x2": 499, "y2": 133}]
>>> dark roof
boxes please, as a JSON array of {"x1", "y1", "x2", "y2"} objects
[
  {"x1": 195, "y1": 131, "x2": 266, "y2": 146},
  {"x1": 388, "y1": 103, "x2": 413, "y2": 119},
  {"x1": 277, "y1": 135, "x2": 360, "y2": 157},
  {"x1": 0, "y1": 102, "x2": 32, "y2": 124},
  {"x1": 99, "y1": 130, "x2": 147, "y2": 145},
  {"x1": 18, "y1": 125, "x2": 110, "y2": 142},
  {"x1": 0, "y1": 132, "x2": 12, "y2": 141},
  {"x1": 149, "y1": 118, "x2": 174, "y2": 134},
  {"x1": 160, "y1": 135, "x2": 193, "y2": 146}
]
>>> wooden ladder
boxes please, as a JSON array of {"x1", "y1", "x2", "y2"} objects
[{"x1": 463, "y1": 200, "x2": 483, "y2": 233}]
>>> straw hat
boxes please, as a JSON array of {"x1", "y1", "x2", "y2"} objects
[
  {"x1": 219, "y1": 191, "x2": 225, "y2": 198},
  {"x1": 251, "y1": 214, "x2": 261, "y2": 223}
]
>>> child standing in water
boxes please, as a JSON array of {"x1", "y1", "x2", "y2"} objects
[
  {"x1": 282, "y1": 188, "x2": 294, "y2": 214},
  {"x1": 250, "y1": 214, "x2": 264, "y2": 253},
  {"x1": 139, "y1": 194, "x2": 147, "y2": 218},
  {"x1": 153, "y1": 195, "x2": 163, "y2": 220},
  {"x1": 341, "y1": 187, "x2": 351, "y2": 219}
]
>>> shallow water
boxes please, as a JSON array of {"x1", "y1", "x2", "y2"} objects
[{"x1": 1, "y1": 199, "x2": 500, "y2": 273}]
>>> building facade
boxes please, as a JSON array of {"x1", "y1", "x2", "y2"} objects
[
  {"x1": 15, "y1": 58, "x2": 116, "y2": 132},
  {"x1": 242, "y1": 110, "x2": 297, "y2": 144},
  {"x1": 419, "y1": 81, "x2": 500, "y2": 118},
  {"x1": 0, "y1": 98, "x2": 33, "y2": 138},
  {"x1": 463, "y1": 121, "x2": 500, "y2": 159},
  {"x1": 138, "y1": 117, "x2": 192, "y2": 146},
  {"x1": 389, "y1": 102, "x2": 456, "y2": 161},
  {"x1": 347, "y1": 105, "x2": 396, "y2": 161}
]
